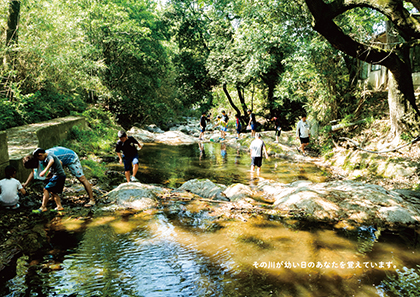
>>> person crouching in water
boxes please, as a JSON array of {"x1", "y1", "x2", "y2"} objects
[
  {"x1": 249, "y1": 133, "x2": 269, "y2": 175},
  {"x1": 0, "y1": 165, "x2": 26, "y2": 209},
  {"x1": 32, "y1": 148, "x2": 66, "y2": 212},
  {"x1": 116, "y1": 130, "x2": 143, "y2": 183}
]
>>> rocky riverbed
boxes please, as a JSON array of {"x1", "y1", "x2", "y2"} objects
[{"x1": 1, "y1": 118, "x2": 420, "y2": 288}]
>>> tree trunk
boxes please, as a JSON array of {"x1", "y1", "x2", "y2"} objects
[
  {"x1": 6, "y1": 0, "x2": 20, "y2": 46},
  {"x1": 222, "y1": 83, "x2": 241, "y2": 116},
  {"x1": 3, "y1": 0, "x2": 20, "y2": 100},
  {"x1": 304, "y1": 0, "x2": 420, "y2": 137},
  {"x1": 387, "y1": 72, "x2": 405, "y2": 138},
  {"x1": 236, "y1": 84, "x2": 249, "y2": 116}
]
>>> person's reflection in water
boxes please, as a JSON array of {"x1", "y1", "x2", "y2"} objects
[
  {"x1": 235, "y1": 148, "x2": 241, "y2": 165},
  {"x1": 297, "y1": 164, "x2": 307, "y2": 180},
  {"x1": 221, "y1": 143, "x2": 227, "y2": 163},
  {"x1": 199, "y1": 142, "x2": 206, "y2": 164}
]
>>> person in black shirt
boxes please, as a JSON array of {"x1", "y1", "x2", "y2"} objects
[
  {"x1": 271, "y1": 117, "x2": 282, "y2": 143},
  {"x1": 199, "y1": 112, "x2": 207, "y2": 140},
  {"x1": 116, "y1": 130, "x2": 143, "y2": 183}
]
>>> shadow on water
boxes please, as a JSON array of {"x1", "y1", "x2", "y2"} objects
[
  {"x1": 5, "y1": 202, "x2": 420, "y2": 297},
  {"x1": 108, "y1": 142, "x2": 328, "y2": 188}
]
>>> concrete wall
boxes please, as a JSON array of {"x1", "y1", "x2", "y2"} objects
[
  {"x1": 3, "y1": 116, "x2": 86, "y2": 182},
  {"x1": 37, "y1": 117, "x2": 86, "y2": 149},
  {"x1": 0, "y1": 131, "x2": 9, "y2": 179}
]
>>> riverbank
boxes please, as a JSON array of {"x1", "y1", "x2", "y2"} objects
[{"x1": 1, "y1": 116, "x2": 420, "y2": 292}]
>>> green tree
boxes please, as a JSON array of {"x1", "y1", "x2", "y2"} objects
[
  {"x1": 80, "y1": 0, "x2": 177, "y2": 129},
  {"x1": 304, "y1": 0, "x2": 420, "y2": 138}
]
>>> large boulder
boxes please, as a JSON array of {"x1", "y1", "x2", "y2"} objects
[
  {"x1": 104, "y1": 182, "x2": 159, "y2": 210},
  {"x1": 223, "y1": 183, "x2": 253, "y2": 201},
  {"x1": 257, "y1": 180, "x2": 420, "y2": 225},
  {"x1": 179, "y1": 179, "x2": 228, "y2": 201},
  {"x1": 128, "y1": 127, "x2": 156, "y2": 143},
  {"x1": 155, "y1": 131, "x2": 198, "y2": 145}
]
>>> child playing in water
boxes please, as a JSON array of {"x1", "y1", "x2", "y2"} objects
[
  {"x1": 0, "y1": 165, "x2": 26, "y2": 209},
  {"x1": 32, "y1": 148, "x2": 66, "y2": 212}
]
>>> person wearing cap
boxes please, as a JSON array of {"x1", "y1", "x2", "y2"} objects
[
  {"x1": 23, "y1": 147, "x2": 95, "y2": 207},
  {"x1": 249, "y1": 133, "x2": 269, "y2": 175},
  {"x1": 271, "y1": 116, "x2": 282, "y2": 143},
  {"x1": 247, "y1": 109, "x2": 257, "y2": 137},
  {"x1": 31, "y1": 148, "x2": 66, "y2": 212},
  {"x1": 116, "y1": 130, "x2": 143, "y2": 183}
]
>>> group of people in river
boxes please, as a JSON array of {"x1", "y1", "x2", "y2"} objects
[
  {"x1": 199, "y1": 110, "x2": 312, "y2": 172},
  {"x1": 0, "y1": 112, "x2": 311, "y2": 212}
]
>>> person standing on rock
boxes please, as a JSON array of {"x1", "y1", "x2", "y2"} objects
[
  {"x1": 23, "y1": 146, "x2": 96, "y2": 207},
  {"x1": 0, "y1": 165, "x2": 26, "y2": 209},
  {"x1": 296, "y1": 114, "x2": 311, "y2": 156},
  {"x1": 116, "y1": 130, "x2": 143, "y2": 183},
  {"x1": 199, "y1": 112, "x2": 207, "y2": 140},
  {"x1": 247, "y1": 109, "x2": 257, "y2": 137},
  {"x1": 249, "y1": 133, "x2": 269, "y2": 175}
]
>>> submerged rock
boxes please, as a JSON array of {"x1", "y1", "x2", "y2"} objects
[
  {"x1": 257, "y1": 179, "x2": 420, "y2": 224},
  {"x1": 179, "y1": 179, "x2": 229, "y2": 201},
  {"x1": 104, "y1": 182, "x2": 159, "y2": 210}
]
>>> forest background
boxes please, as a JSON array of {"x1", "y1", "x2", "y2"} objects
[{"x1": 1, "y1": 0, "x2": 420, "y2": 150}]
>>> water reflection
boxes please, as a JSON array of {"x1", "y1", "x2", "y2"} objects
[
  {"x1": 110, "y1": 143, "x2": 328, "y2": 188},
  {"x1": 7, "y1": 210, "x2": 420, "y2": 297}
]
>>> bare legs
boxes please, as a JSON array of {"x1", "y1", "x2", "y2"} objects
[
  {"x1": 125, "y1": 163, "x2": 139, "y2": 183},
  {"x1": 41, "y1": 189, "x2": 63, "y2": 211},
  {"x1": 77, "y1": 175, "x2": 95, "y2": 206}
]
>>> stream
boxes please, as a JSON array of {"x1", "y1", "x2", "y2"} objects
[{"x1": 3, "y1": 143, "x2": 420, "y2": 297}]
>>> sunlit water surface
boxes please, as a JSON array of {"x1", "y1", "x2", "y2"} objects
[
  {"x1": 4, "y1": 143, "x2": 420, "y2": 297},
  {"x1": 132, "y1": 142, "x2": 327, "y2": 187}
]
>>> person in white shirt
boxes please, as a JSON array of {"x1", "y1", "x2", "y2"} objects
[
  {"x1": 249, "y1": 133, "x2": 269, "y2": 175},
  {"x1": 0, "y1": 165, "x2": 26, "y2": 209},
  {"x1": 296, "y1": 115, "x2": 311, "y2": 156}
]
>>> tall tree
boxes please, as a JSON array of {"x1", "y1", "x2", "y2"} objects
[{"x1": 304, "y1": 0, "x2": 420, "y2": 138}]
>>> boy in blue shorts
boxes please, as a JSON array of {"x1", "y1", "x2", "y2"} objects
[
  {"x1": 32, "y1": 148, "x2": 66, "y2": 212},
  {"x1": 116, "y1": 130, "x2": 143, "y2": 183}
]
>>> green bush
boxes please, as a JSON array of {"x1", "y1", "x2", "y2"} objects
[
  {"x1": 17, "y1": 91, "x2": 86, "y2": 123},
  {"x1": 0, "y1": 99, "x2": 24, "y2": 130},
  {"x1": 61, "y1": 106, "x2": 119, "y2": 157}
]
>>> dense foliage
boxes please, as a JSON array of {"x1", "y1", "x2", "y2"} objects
[{"x1": 0, "y1": 0, "x2": 418, "y2": 135}]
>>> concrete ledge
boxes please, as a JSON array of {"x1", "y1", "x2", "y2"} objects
[
  {"x1": 37, "y1": 117, "x2": 86, "y2": 149},
  {"x1": 0, "y1": 131, "x2": 9, "y2": 179},
  {"x1": 3, "y1": 116, "x2": 86, "y2": 181}
]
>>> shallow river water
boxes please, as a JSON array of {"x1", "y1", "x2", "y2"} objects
[{"x1": 4, "y1": 143, "x2": 420, "y2": 297}]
